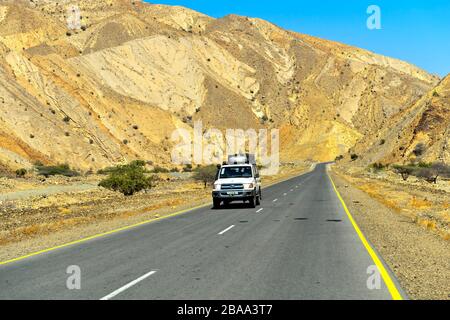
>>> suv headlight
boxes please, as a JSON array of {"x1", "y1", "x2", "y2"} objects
[
  {"x1": 244, "y1": 183, "x2": 254, "y2": 189},
  {"x1": 214, "y1": 183, "x2": 221, "y2": 190}
]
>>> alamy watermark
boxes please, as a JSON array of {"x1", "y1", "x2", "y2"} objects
[
  {"x1": 367, "y1": 5, "x2": 382, "y2": 30},
  {"x1": 366, "y1": 265, "x2": 381, "y2": 290},
  {"x1": 171, "y1": 121, "x2": 280, "y2": 175},
  {"x1": 66, "y1": 265, "x2": 81, "y2": 290}
]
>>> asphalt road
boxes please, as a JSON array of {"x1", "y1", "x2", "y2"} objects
[{"x1": 0, "y1": 164, "x2": 404, "y2": 300}]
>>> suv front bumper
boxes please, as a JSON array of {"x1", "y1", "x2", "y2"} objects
[{"x1": 212, "y1": 189, "x2": 256, "y2": 200}]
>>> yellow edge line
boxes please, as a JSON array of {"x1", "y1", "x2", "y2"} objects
[
  {"x1": 0, "y1": 167, "x2": 313, "y2": 267},
  {"x1": 328, "y1": 173, "x2": 403, "y2": 300},
  {"x1": 0, "y1": 203, "x2": 210, "y2": 266}
]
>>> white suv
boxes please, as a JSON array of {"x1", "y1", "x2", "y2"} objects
[{"x1": 212, "y1": 162, "x2": 261, "y2": 209}]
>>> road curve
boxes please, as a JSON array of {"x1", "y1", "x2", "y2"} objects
[{"x1": 0, "y1": 164, "x2": 405, "y2": 300}]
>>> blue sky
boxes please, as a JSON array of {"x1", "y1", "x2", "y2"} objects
[{"x1": 147, "y1": 0, "x2": 449, "y2": 77}]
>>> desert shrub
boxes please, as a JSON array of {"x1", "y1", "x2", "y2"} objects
[
  {"x1": 15, "y1": 168, "x2": 27, "y2": 177},
  {"x1": 431, "y1": 162, "x2": 450, "y2": 178},
  {"x1": 417, "y1": 162, "x2": 432, "y2": 168},
  {"x1": 183, "y1": 164, "x2": 193, "y2": 172},
  {"x1": 151, "y1": 166, "x2": 169, "y2": 173},
  {"x1": 393, "y1": 162, "x2": 450, "y2": 183},
  {"x1": 98, "y1": 162, "x2": 153, "y2": 196},
  {"x1": 130, "y1": 160, "x2": 146, "y2": 167},
  {"x1": 193, "y1": 165, "x2": 218, "y2": 188},
  {"x1": 170, "y1": 168, "x2": 179, "y2": 173},
  {"x1": 350, "y1": 154, "x2": 358, "y2": 161},
  {"x1": 379, "y1": 139, "x2": 385, "y2": 145},
  {"x1": 413, "y1": 143, "x2": 426, "y2": 156},
  {"x1": 370, "y1": 163, "x2": 386, "y2": 171},
  {"x1": 97, "y1": 166, "x2": 115, "y2": 175},
  {"x1": 392, "y1": 165, "x2": 414, "y2": 181},
  {"x1": 36, "y1": 164, "x2": 79, "y2": 178},
  {"x1": 415, "y1": 168, "x2": 438, "y2": 184},
  {"x1": 335, "y1": 155, "x2": 344, "y2": 161}
]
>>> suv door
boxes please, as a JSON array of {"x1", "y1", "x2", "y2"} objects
[{"x1": 254, "y1": 166, "x2": 261, "y2": 194}]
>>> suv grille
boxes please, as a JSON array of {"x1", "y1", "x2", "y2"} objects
[{"x1": 221, "y1": 184, "x2": 244, "y2": 190}]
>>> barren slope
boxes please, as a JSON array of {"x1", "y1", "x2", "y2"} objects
[
  {"x1": 348, "y1": 75, "x2": 449, "y2": 165},
  {"x1": 0, "y1": 0, "x2": 441, "y2": 171}
]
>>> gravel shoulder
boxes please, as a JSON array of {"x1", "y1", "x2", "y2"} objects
[{"x1": 331, "y1": 171, "x2": 450, "y2": 300}]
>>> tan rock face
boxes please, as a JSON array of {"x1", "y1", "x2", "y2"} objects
[
  {"x1": 349, "y1": 75, "x2": 450, "y2": 165},
  {"x1": 0, "y1": 1, "x2": 443, "y2": 171}
]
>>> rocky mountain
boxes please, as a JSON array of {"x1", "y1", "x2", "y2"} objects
[
  {"x1": 349, "y1": 75, "x2": 449, "y2": 165},
  {"x1": 0, "y1": 0, "x2": 442, "y2": 171}
]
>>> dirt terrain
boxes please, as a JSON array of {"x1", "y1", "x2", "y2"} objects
[{"x1": 331, "y1": 166, "x2": 450, "y2": 300}]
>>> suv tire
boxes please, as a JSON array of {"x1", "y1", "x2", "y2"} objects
[{"x1": 249, "y1": 196, "x2": 256, "y2": 208}]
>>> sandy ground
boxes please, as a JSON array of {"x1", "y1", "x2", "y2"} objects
[
  {"x1": 0, "y1": 163, "x2": 311, "y2": 263},
  {"x1": 331, "y1": 169, "x2": 450, "y2": 300}
]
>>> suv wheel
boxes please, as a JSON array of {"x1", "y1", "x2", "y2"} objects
[
  {"x1": 213, "y1": 199, "x2": 221, "y2": 209},
  {"x1": 249, "y1": 196, "x2": 256, "y2": 208}
]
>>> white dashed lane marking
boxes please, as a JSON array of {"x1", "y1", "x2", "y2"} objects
[
  {"x1": 100, "y1": 270, "x2": 157, "y2": 300},
  {"x1": 218, "y1": 225, "x2": 235, "y2": 235}
]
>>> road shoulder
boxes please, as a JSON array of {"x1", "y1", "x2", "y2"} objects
[{"x1": 330, "y1": 171, "x2": 450, "y2": 300}]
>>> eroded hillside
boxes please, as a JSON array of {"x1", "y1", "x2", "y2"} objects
[
  {"x1": 0, "y1": 0, "x2": 441, "y2": 171},
  {"x1": 348, "y1": 75, "x2": 449, "y2": 165}
]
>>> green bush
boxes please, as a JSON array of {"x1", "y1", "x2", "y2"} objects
[
  {"x1": 36, "y1": 164, "x2": 79, "y2": 178},
  {"x1": 417, "y1": 161, "x2": 432, "y2": 168},
  {"x1": 97, "y1": 166, "x2": 115, "y2": 175},
  {"x1": 130, "y1": 160, "x2": 146, "y2": 167},
  {"x1": 183, "y1": 164, "x2": 193, "y2": 172},
  {"x1": 193, "y1": 165, "x2": 218, "y2": 188},
  {"x1": 151, "y1": 166, "x2": 169, "y2": 173},
  {"x1": 98, "y1": 162, "x2": 153, "y2": 196},
  {"x1": 370, "y1": 163, "x2": 386, "y2": 171},
  {"x1": 431, "y1": 162, "x2": 450, "y2": 179},
  {"x1": 392, "y1": 162, "x2": 450, "y2": 183},
  {"x1": 415, "y1": 168, "x2": 438, "y2": 184},
  {"x1": 392, "y1": 164, "x2": 414, "y2": 181},
  {"x1": 15, "y1": 168, "x2": 27, "y2": 177}
]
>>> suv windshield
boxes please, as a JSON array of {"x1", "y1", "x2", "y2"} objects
[{"x1": 219, "y1": 166, "x2": 252, "y2": 179}]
